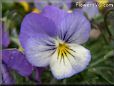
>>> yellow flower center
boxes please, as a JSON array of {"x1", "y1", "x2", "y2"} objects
[{"x1": 57, "y1": 43, "x2": 75, "y2": 61}]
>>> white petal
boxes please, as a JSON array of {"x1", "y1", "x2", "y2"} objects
[
  {"x1": 68, "y1": 44, "x2": 91, "y2": 73},
  {"x1": 25, "y1": 36, "x2": 56, "y2": 67},
  {"x1": 50, "y1": 44, "x2": 91, "y2": 79}
]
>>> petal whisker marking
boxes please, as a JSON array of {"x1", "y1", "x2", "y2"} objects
[
  {"x1": 65, "y1": 30, "x2": 76, "y2": 42},
  {"x1": 63, "y1": 30, "x2": 68, "y2": 41},
  {"x1": 40, "y1": 47, "x2": 56, "y2": 52},
  {"x1": 64, "y1": 48, "x2": 77, "y2": 61},
  {"x1": 61, "y1": 50, "x2": 66, "y2": 65},
  {"x1": 60, "y1": 50, "x2": 63, "y2": 63},
  {"x1": 57, "y1": 48, "x2": 60, "y2": 60},
  {"x1": 64, "y1": 48, "x2": 75, "y2": 58},
  {"x1": 42, "y1": 49, "x2": 56, "y2": 59},
  {"x1": 67, "y1": 47, "x2": 76, "y2": 53},
  {"x1": 40, "y1": 39, "x2": 55, "y2": 45},
  {"x1": 45, "y1": 44, "x2": 55, "y2": 46},
  {"x1": 50, "y1": 49, "x2": 56, "y2": 57},
  {"x1": 59, "y1": 51, "x2": 64, "y2": 63},
  {"x1": 68, "y1": 39, "x2": 76, "y2": 43},
  {"x1": 64, "y1": 52, "x2": 78, "y2": 72},
  {"x1": 57, "y1": 46, "x2": 65, "y2": 65},
  {"x1": 47, "y1": 39, "x2": 55, "y2": 44},
  {"x1": 64, "y1": 51, "x2": 68, "y2": 58},
  {"x1": 58, "y1": 29, "x2": 63, "y2": 40}
]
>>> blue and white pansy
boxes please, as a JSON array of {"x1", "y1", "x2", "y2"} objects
[{"x1": 19, "y1": 6, "x2": 91, "y2": 79}]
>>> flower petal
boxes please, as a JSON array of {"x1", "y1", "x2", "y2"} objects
[
  {"x1": 58, "y1": 11, "x2": 91, "y2": 44},
  {"x1": 19, "y1": 13, "x2": 58, "y2": 48},
  {"x1": 41, "y1": 6, "x2": 68, "y2": 26},
  {"x1": 50, "y1": 43, "x2": 91, "y2": 79},
  {"x1": 42, "y1": 6, "x2": 91, "y2": 44},
  {"x1": 24, "y1": 36, "x2": 56, "y2": 67},
  {"x1": 2, "y1": 49, "x2": 33, "y2": 76}
]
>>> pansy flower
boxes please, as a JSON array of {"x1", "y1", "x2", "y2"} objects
[{"x1": 19, "y1": 6, "x2": 91, "y2": 79}]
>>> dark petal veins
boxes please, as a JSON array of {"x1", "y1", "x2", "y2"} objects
[
  {"x1": 42, "y1": 6, "x2": 91, "y2": 44},
  {"x1": 58, "y1": 12, "x2": 91, "y2": 44}
]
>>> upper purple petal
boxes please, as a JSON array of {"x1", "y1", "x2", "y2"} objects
[
  {"x1": 2, "y1": 49, "x2": 33, "y2": 76},
  {"x1": 19, "y1": 13, "x2": 58, "y2": 48},
  {"x1": 59, "y1": 9, "x2": 91, "y2": 44},
  {"x1": 42, "y1": 6, "x2": 91, "y2": 44},
  {"x1": 41, "y1": 6, "x2": 68, "y2": 27}
]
